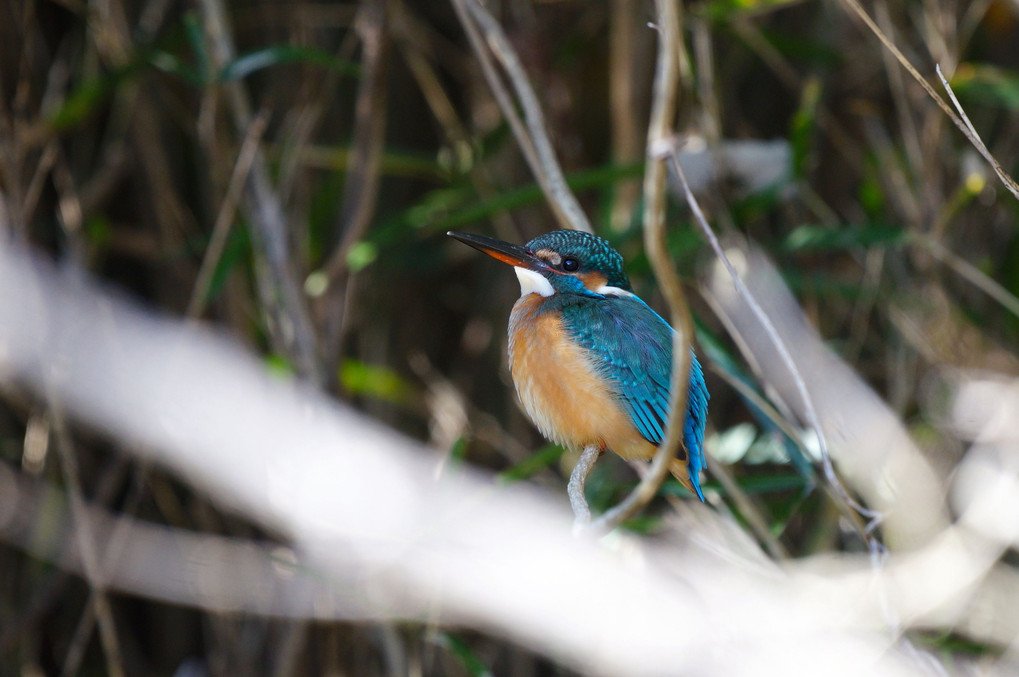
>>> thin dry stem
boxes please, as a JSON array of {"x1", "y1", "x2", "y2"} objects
[
  {"x1": 62, "y1": 462, "x2": 148, "y2": 677},
  {"x1": 729, "y1": 17, "x2": 864, "y2": 175},
  {"x1": 19, "y1": 140, "x2": 58, "y2": 231},
  {"x1": 659, "y1": 138, "x2": 885, "y2": 552},
  {"x1": 607, "y1": 0, "x2": 644, "y2": 233},
  {"x1": 327, "y1": 0, "x2": 391, "y2": 276},
  {"x1": 936, "y1": 64, "x2": 1019, "y2": 201},
  {"x1": 705, "y1": 456, "x2": 789, "y2": 559},
  {"x1": 451, "y1": 0, "x2": 592, "y2": 234},
  {"x1": 392, "y1": 0, "x2": 519, "y2": 242},
  {"x1": 188, "y1": 108, "x2": 270, "y2": 319},
  {"x1": 316, "y1": 0, "x2": 392, "y2": 371},
  {"x1": 874, "y1": 0, "x2": 927, "y2": 222},
  {"x1": 50, "y1": 413, "x2": 125, "y2": 677},
  {"x1": 198, "y1": 0, "x2": 322, "y2": 383},
  {"x1": 586, "y1": 0, "x2": 688, "y2": 536},
  {"x1": 837, "y1": 0, "x2": 1019, "y2": 201},
  {"x1": 450, "y1": 0, "x2": 541, "y2": 188},
  {"x1": 916, "y1": 234, "x2": 1019, "y2": 320}
]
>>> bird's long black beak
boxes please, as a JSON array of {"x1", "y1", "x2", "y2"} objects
[{"x1": 447, "y1": 231, "x2": 547, "y2": 272}]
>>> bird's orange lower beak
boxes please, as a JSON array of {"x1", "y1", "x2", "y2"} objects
[{"x1": 447, "y1": 231, "x2": 548, "y2": 272}]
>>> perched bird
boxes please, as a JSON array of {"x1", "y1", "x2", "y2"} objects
[{"x1": 449, "y1": 229, "x2": 709, "y2": 501}]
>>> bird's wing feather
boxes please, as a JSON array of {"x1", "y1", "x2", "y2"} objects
[{"x1": 561, "y1": 294, "x2": 709, "y2": 496}]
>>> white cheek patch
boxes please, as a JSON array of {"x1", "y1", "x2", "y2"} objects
[
  {"x1": 514, "y1": 267, "x2": 555, "y2": 297},
  {"x1": 594, "y1": 284, "x2": 633, "y2": 298}
]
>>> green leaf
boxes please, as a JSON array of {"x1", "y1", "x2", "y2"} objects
[
  {"x1": 621, "y1": 513, "x2": 662, "y2": 534},
  {"x1": 297, "y1": 145, "x2": 448, "y2": 182},
  {"x1": 147, "y1": 50, "x2": 203, "y2": 85},
  {"x1": 84, "y1": 215, "x2": 113, "y2": 249},
  {"x1": 736, "y1": 473, "x2": 810, "y2": 493},
  {"x1": 757, "y1": 30, "x2": 840, "y2": 67},
  {"x1": 48, "y1": 42, "x2": 201, "y2": 130},
  {"x1": 449, "y1": 437, "x2": 469, "y2": 465},
  {"x1": 353, "y1": 162, "x2": 644, "y2": 268},
  {"x1": 914, "y1": 629, "x2": 996, "y2": 657},
  {"x1": 265, "y1": 353, "x2": 295, "y2": 378},
  {"x1": 783, "y1": 223, "x2": 907, "y2": 252},
  {"x1": 220, "y1": 46, "x2": 360, "y2": 82},
  {"x1": 47, "y1": 66, "x2": 134, "y2": 130},
  {"x1": 790, "y1": 78, "x2": 821, "y2": 179},
  {"x1": 432, "y1": 632, "x2": 493, "y2": 677},
  {"x1": 951, "y1": 63, "x2": 1019, "y2": 111},
  {"x1": 702, "y1": 0, "x2": 802, "y2": 22},
  {"x1": 183, "y1": 11, "x2": 210, "y2": 82},
  {"x1": 781, "y1": 270, "x2": 866, "y2": 299},
  {"x1": 859, "y1": 163, "x2": 886, "y2": 218},
  {"x1": 339, "y1": 360, "x2": 414, "y2": 405},
  {"x1": 405, "y1": 162, "x2": 643, "y2": 232},
  {"x1": 497, "y1": 445, "x2": 565, "y2": 483},
  {"x1": 346, "y1": 241, "x2": 378, "y2": 272},
  {"x1": 660, "y1": 473, "x2": 807, "y2": 497},
  {"x1": 203, "y1": 225, "x2": 251, "y2": 306},
  {"x1": 306, "y1": 170, "x2": 345, "y2": 263}
]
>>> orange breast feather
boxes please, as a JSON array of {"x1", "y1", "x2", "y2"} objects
[{"x1": 507, "y1": 294, "x2": 657, "y2": 462}]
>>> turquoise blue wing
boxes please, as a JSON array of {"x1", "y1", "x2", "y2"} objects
[{"x1": 560, "y1": 295, "x2": 709, "y2": 500}]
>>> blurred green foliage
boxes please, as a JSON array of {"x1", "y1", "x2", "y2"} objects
[{"x1": 339, "y1": 359, "x2": 415, "y2": 405}]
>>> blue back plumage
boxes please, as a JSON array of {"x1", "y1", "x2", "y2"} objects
[{"x1": 556, "y1": 292, "x2": 709, "y2": 501}]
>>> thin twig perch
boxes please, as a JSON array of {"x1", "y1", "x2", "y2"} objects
[{"x1": 584, "y1": 0, "x2": 690, "y2": 535}]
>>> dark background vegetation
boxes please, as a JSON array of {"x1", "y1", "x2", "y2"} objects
[{"x1": 2, "y1": 0, "x2": 1019, "y2": 674}]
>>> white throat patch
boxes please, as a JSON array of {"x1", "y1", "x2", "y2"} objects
[
  {"x1": 514, "y1": 267, "x2": 555, "y2": 297},
  {"x1": 594, "y1": 284, "x2": 633, "y2": 298}
]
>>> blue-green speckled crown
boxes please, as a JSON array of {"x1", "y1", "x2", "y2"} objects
[{"x1": 525, "y1": 230, "x2": 630, "y2": 290}]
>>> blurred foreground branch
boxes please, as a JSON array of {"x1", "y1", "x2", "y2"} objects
[
  {"x1": 0, "y1": 460, "x2": 340, "y2": 618},
  {"x1": 0, "y1": 247, "x2": 1016, "y2": 674}
]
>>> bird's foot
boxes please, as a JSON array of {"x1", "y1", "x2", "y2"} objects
[{"x1": 568, "y1": 444, "x2": 603, "y2": 533}]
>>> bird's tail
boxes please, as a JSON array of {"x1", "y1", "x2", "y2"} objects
[{"x1": 669, "y1": 455, "x2": 706, "y2": 502}]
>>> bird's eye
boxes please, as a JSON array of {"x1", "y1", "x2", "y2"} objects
[{"x1": 562, "y1": 257, "x2": 580, "y2": 272}]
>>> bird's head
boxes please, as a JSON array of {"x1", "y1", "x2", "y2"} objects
[{"x1": 448, "y1": 229, "x2": 631, "y2": 298}]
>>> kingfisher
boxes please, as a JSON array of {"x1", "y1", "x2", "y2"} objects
[{"x1": 449, "y1": 229, "x2": 709, "y2": 501}]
